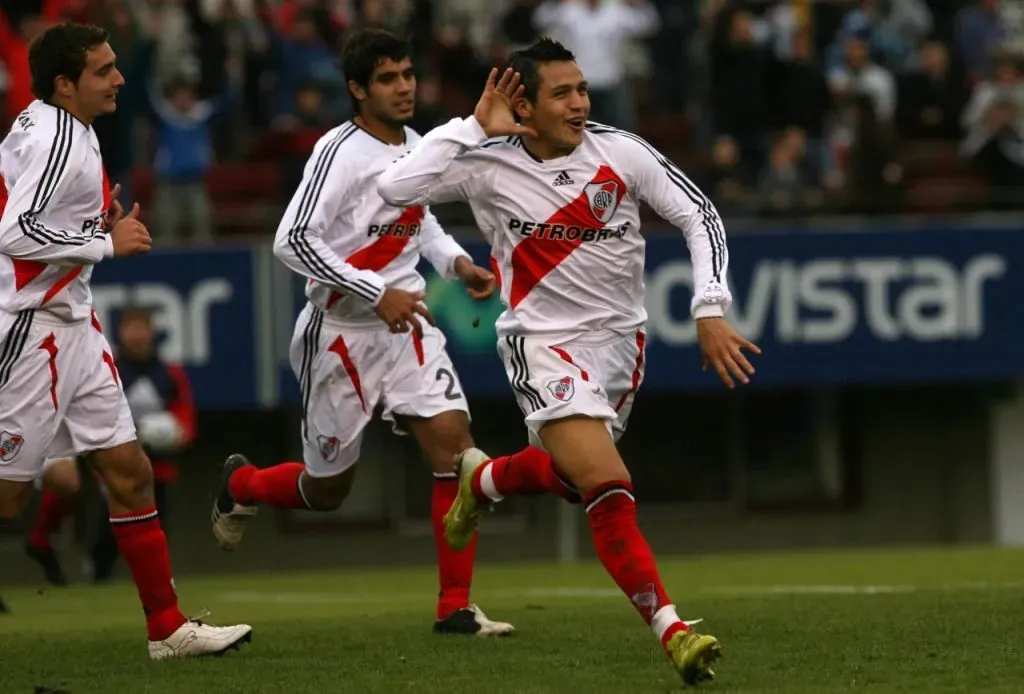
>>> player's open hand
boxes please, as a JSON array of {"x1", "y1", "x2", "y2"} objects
[
  {"x1": 110, "y1": 203, "x2": 152, "y2": 257},
  {"x1": 474, "y1": 67, "x2": 537, "y2": 139},
  {"x1": 697, "y1": 317, "x2": 761, "y2": 389},
  {"x1": 454, "y1": 257, "x2": 496, "y2": 301},
  {"x1": 105, "y1": 183, "x2": 126, "y2": 229},
  {"x1": 375, "y1": 287, "x2": 435, "y2": 338}
]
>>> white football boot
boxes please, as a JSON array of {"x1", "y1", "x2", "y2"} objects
[{"x1": 148, "y1": 616, "x2": 253, "y2": 660}]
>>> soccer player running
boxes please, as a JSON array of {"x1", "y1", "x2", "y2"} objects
[
  {"x1": 211, "y1": 28, "x2": 557, "y2": 636},
  {"x1": 0, "y1": 24, "x2": 252, "y2": 658},
  {"x1": 378, "y1": 39, "x2": 760, "y2": 684}
]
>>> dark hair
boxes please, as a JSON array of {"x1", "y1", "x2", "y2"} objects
[
  {"x1": 341, "y1": 28, "x2": 412, "y2": 113},
  {"x1": 29, "y1": 23, "x2": 109, "y2": 101},
  {"x1": 505, "y1": 38, "x2": 576, "y2": 102}
]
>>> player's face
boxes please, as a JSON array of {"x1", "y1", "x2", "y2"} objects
[
  {"x1": 523, "y1": 61, "x2": 590, "y2": 152},
  {"x1": 74, "y1": 42, "x2": 124, "y2": 119},
  {"x1": 362, "y1": 57, "x2": 416, "y2": 126}
]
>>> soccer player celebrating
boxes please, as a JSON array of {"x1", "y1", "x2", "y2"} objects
[
  {"x1": 0, "y1": 23, "x2": 251, "y2": 658},
  {"x1": 378, "y1": 39, "x2": 760, "y2": 684},
  {"x1": 211, "y1": 28, "x2": 561, "y2": 637}
]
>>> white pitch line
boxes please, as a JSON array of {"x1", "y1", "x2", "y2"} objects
[{"x1": 216, "y1": 581, "x2": 1024, "y2": 606}]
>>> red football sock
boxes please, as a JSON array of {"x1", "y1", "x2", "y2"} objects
[
  {"x1": 432, "y1": 472, "x2": 477, "y2": 619},
  {"x1": 229, "y1": 462, "x2": 311, "y2": 509},
  {"x1": 28, "y1": 489, "x2": 78, "y2": 550},
  {"x1": 109, "y1": 507, "x2": 187, "y2": 641},
  {"x1": 470, "y1": 446, "x2": 580, "y2": 504},
  {"x1": 584, "y1": 481, "x2": 688, "y2": 648}
]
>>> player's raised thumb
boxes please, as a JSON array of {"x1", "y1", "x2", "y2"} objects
[{"x1": 126, "y1": 202, "x2": 141, "y2": 219}]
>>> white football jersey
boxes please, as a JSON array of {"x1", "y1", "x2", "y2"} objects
[
  {"x1": 377, "y1": 116, "x2": 732, "y2": 337},
  {"x1": 0, "y1": 101, "x2": 115, "y2": 324},
  {"x1": 273, "y1": 120, "x2": 471, "y2": 327}
]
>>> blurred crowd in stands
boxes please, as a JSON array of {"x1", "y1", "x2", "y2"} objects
[{"x1": 0, "y1": 0, "x2": 1021, "y2": 241}]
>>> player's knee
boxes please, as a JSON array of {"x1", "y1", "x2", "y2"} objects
[
  {"x1": 301, "y1": 470, "x2": 354, "y2": 511},
  {"x1": 421, "y1": 412, "x2": 474, "y2": 472},
  {"x1": 42, "y1": 458, "x2": 81, "y2": 497}
]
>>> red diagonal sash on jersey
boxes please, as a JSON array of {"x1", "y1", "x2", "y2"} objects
[
  {"x1": 325, "y1": 205, "x2": 426, "y2": 308},
  {"x1": 38, "y1": 167, "x2": 108, "y2": 303},
  {"x1": 509, "y1": 166, "x2": 626, "y2": 308},
  {"x1": 346, "y1": 205, "x2": 424, "y2": 272},
  {"x1": 1, "y1": 167, "x2": 111, "y2": 297}
]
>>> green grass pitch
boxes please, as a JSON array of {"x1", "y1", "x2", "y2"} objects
[{"x1": 3, "y1": 546, "x2": 1024, "y2": 693}]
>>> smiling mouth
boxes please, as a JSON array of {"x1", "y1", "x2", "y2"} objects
[{"x1": 567, "y1": 117, "x2": 585, "y2": 131}]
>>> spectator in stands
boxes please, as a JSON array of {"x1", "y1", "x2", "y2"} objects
[
  {"x1": 828, "y1": 34, "x2": 896, "y2": 123},
  {"x1": 147, "y1": 72, "x2": 235, "y2": 244},
  {"x1": 0, "y1": 11, "x2": 48, "y2": 129},
  {"x1": 703, "y1": 134, "x2": 756, "y2": 216},
  {"x1": 499, "y1": 0, "x2": 543, "y2": 55},
  {"x1": 826, "y1": 0, "x2": 933, "y2": 74},
  {"x1": 844, "y1": 92, "x2": 903, "y2": 212},
  {"x1": 758, "y1": 126, "x2": 811, "y2": 214},
  {"x1": 961, "y1": 57, "x2": 1024, "y2": 137},
  {"x1": 962, "y1": 97, "x2": 1024, "y2": 194},
  {"x1": 532, "y1": 0, "x2": 661, "y2": 130},
  {"x1": 273, "y1": 8, "x2": 348, "y2": 124},
  {"x1": 767, "y1": 26, "x2": 830, "y2": 181},
  {"x1": 897, "y1": 39, "x2": 967, "y2": 141},
  {"x1": 273, "y1": 80, "x2": 332, "y2": 197},
  {"x1": 709, "y1": 7, "x2": 768, "y2": 166},
  {"x1": 955, "y1": 0, "x2": 1007, "y2": 87}
]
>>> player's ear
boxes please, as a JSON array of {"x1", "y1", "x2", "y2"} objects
[
  {"x1": 54, "y1": 75, "x2": 74, "y2": 99},
  {"x1": 513, "y1": 96, "x2": 531, "y2": 122},
  {"x1": 348, "y1": 79, "x2": 368, "y2": 105}
]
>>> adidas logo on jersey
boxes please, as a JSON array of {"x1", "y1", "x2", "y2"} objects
[{"x1": 552, "y1": 170, "x2": 575, "y2": 187}]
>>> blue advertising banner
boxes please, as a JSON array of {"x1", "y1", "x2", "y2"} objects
[
  {"x1": 276, "y1": 225, "x2": 1022, "y2": 403},
  {"x1": 90, "y1": 246, "x2": 258, "y2": 408},
  {"x1": 87, "y1": 225, "x2": 1024, "y2": 409},
  {"x1": 416, "y1": 225, "x2": 1022, "y2": 395}
]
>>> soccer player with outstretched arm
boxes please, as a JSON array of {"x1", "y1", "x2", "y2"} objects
[
  {"x1": 378, "y1": 38, "x2": 761, "y2": 684},
  {"x1": 0, "y1": 23, "x2": 251, "y2": 658},
  {"x1": 210, "y1": 29, "x2": 569, "y2": 636}
]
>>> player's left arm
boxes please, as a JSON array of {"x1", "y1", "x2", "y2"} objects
[
  {"x1": 418, "y1": 208, "x2": 496, "y2": 300},
  {"x1": 625, "y1": 134, "x2": 761, "y2": 387}
]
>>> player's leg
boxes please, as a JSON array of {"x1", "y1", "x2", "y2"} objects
[
  {"x1": 25, "y1": 456, "x2": 82, "y2": 586},
  {"x1": 211, "y1": 312, "x2": 382, "y2": 548},
  {"x1": 382, "y1": 326, "x2": 513, "y2": 635},
  {"x1": 0, "y1": 311, "x2": 68, "y2": 519},
  {"x1": 542, "y1": 333, "x2": 719, "y2": 685},
  {"x1": 68, "y1": 323, "x2": 251, "y2": 659}
]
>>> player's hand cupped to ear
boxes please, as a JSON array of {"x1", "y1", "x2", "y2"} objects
[
  {"x1": 375, "y1": 287, "x2": 435, "y2": 338},
  {"x1": 696, "y1": 317, "x2": 761, "y2": 389},
  {"x1": 454, "y1": 257, "x2": 496, "y2": 301},
  {"x1": 474, "y1": 67, "x2": 538, "y2": 139},
  {"x1": 110, "y1": 203, "x2": 152, "y2": 257}
]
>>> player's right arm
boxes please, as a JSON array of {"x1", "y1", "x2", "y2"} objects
[
  {"x1": 376, "y1": 117, "x2": 491, "y2": 207},
  {"x1": 0, "y1": 130, "x2": 114, "y2": 266},
  {"x1": 378, "y1": 67, "x2": 535, "y2": 207},
  {"x1": 272, "y1": 133, "x2": 387, "y2": 306}
]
